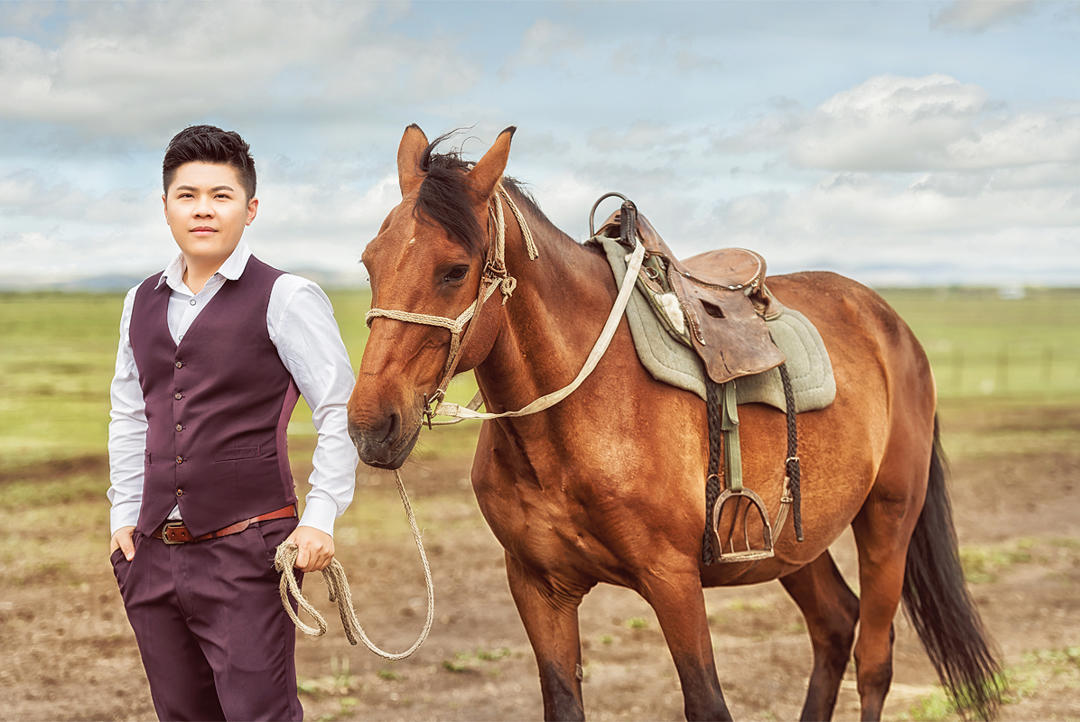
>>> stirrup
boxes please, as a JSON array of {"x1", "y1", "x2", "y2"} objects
[{"x1": 710, "y1": 487, "x2": 774, "y2": 563}]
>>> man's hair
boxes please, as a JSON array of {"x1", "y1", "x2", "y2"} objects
[{"x1": 162, "y1": 125, "x2": 256, "y2": 198}]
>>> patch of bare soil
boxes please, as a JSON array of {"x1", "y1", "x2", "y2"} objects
[
  {"x1": 0, "y1": 454, "x2": 105, "y2": 485},
  {"x1": 2, "y1": 407, "x2": 1078, "y2": 720}
]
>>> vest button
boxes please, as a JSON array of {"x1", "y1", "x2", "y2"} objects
[
  {"x1": 176, "y1": 488, "x2": 184, "y2": 496},
  {"x1": 175, "y1": 423, "x2": 183, "y2": 432},
  {"x1": 175, "y1": 456, "x2": 183, "y2": 464},
  {"x1": 174, "y1": 392, "x2": 183, "y2": 400},
  {"x1": 175, "y1": 361, "x2": 183, "y2": 369}
]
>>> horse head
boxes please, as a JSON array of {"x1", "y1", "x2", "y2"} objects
[{"x1": 348, "y1": 124, "x2": 516, "y2": 468}]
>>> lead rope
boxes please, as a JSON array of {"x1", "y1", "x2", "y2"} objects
[{"x1": 274, "y1": 469, "x2": 434, "y2": 660}]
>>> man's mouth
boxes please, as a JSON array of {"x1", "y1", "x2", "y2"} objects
[{"x1": 190, "y1": 227, "x2": 217, "y2": 233}]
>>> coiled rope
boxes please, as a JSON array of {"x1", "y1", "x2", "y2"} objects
[{"x1": 274, "y1": 469, "x2": 434, "y2": 660}]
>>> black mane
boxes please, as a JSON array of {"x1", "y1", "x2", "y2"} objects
[{"x1": 415, "y1": 132, "x2": 551, "y2": 255}]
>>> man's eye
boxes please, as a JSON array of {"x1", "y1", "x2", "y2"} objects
[{"x1": 442, "y1": 265, "x2": 469, "y2": 283}]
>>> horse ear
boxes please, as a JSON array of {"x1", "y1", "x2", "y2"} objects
[
  {"x1": 467, "y1": 126, "x2": 516, "y2": 202},
  {"x1": 397, "y1": 124, "x2": 429, "y2": 198}
]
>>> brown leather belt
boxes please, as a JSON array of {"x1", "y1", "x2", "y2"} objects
[{"x1": 152, "y1": 504, "x2": 297, "y2": 545}]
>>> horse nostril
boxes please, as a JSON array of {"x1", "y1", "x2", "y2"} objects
[
  {"x1": 347, "y1": 421, "x2": 364, "y2": 449},
  {"x1": 377, "y1": 411, "x2": 400, "y2": 445}
]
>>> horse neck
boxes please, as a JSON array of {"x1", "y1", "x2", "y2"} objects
[{"x1": 474, "y1": 196, "x2": 615, "y2": 414}]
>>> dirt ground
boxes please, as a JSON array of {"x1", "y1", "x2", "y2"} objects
[{"x1": 2, "y1": 402, "x2": 1078, "y2": 721}]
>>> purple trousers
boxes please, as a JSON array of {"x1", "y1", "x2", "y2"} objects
[{"x1": 112, "y1": 517, "x2": 303, "y2": 721}]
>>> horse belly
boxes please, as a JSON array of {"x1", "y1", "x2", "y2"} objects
[{"x1": 698, "y1": 274, "x2": 909, "y2": 585}]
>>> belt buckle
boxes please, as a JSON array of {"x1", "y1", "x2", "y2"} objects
[{"x1": 161, "y1": 521, "x2": 186, "y2": 545}]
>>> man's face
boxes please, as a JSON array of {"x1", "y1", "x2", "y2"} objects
[{"x1": 163, "y1": 161, "x2": 257, "y2": 266}]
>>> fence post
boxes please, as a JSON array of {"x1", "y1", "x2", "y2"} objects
[
  {"x1": 954, "y1": 348, "x2": 963, "y2": 392},
  {"x1": 997, "y1": 347, "x2": 1008, "y2": 393}
]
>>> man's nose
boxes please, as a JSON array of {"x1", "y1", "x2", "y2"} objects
[{"x1": 194, "y1": 200, "x2": 214, "y2": 217}]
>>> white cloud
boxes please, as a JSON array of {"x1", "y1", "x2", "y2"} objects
[
  {"x1": 259, "y1": 173, "x2": 400, "y2": 242},
  {"x1": 609, "y1": 35, "x2": 723, "y2": 74},
  {"x1": 682, "y1": 72, "x2": 1080, "y2": 284},
  {"x1": 946, "y1": 108, "x2": 1080, "y2": 168},
  {"x1": 933, "y1": 0, "x2": 1040, "y2": 31},
  {"x1": 499, "y1": 19, "x2": 585, "y2": 79},
  {"x1": 1, "y1": 4, "x2": 1076, "y2": 288},
  {"x1": 0, "y1": 169, "x2": 399, "y2": 281},
  {"x1": 716, "y1": 74, "x2": 1080, "y2": 176},
  {"x1": 585, "y1": 122, "x2": 697, "y2": 154},
  {"x1": 790, "y1": 74, "x2": 989, "y2": 171},
  {"x1": 703, "y1": 171, "x2": 1080, "y2": 282},
  {"x1": 523, "y1": 171, "x2": 609, "y2": 241},
  {"x1": 0, "y1": 1, "x2": 477, "y2": 139}
]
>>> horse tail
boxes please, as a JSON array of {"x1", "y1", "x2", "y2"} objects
[{"x1": 901, "y1": 415, "x2": 1004, "y2": 719}]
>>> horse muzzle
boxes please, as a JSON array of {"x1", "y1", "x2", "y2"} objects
[{"x1": 347, "y1": 411, "x2": 421, "y2": 470}]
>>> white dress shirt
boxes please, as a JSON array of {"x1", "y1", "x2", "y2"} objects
[{"x1": 107, "y1": 241, "x2": 359, "y2": 536}]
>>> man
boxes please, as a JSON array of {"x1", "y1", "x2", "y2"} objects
[{"x1": 107, "y1": 124, "x2": 359, "y2": 720}]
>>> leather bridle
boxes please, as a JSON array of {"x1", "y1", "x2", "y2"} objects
[{"x1": 365, "y1": 184, "x2": 538, "y2": 426}]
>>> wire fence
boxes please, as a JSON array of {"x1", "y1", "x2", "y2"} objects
[{"x1": 926, "y1": 345, "x2": 1080, "y2": 399}]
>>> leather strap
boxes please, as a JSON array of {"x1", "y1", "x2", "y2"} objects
[{"x1": 152, "y1": 504, "x2": 297, "y2": 544}]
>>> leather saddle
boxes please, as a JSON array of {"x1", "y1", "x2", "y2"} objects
[{"x1": 596, "y1": 210, "x2": 785, "y2": 384}]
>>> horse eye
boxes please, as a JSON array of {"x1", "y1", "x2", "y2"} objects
[{"x1": 442, "y1": 265, "x2": 469, "y2": 283}]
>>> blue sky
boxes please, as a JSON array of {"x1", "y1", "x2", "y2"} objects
[{"x1": 1, "y1": 0, "x2": 1078, "y2": 287}]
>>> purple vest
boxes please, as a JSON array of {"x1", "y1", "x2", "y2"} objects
[{"x1": 129, "y1": 256, "x2": 300, "y2": 537}]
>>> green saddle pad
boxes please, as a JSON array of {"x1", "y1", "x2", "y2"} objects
[{"x1": 595, "y1": 236, "x2": 836, "y2": 413}]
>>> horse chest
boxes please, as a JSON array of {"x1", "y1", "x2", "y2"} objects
[{"x1": 472, "y1": 468, "x2": 629, "y2": 584}]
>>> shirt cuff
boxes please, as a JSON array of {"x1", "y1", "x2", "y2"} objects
[
  {"x1": 110, "y1": 500, "x2": 141, "y2": 536},
  {"x1": 298, "y1": 495, "x2": 339, "y2": 536}
]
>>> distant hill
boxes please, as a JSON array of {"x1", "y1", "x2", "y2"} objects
[{"x1": 0, "y1": 268, "x2": 371, "y2": 292}]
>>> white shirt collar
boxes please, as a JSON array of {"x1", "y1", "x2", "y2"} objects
[{"x1": 155, "y1": 241, "x2": 253, "y2": 292}]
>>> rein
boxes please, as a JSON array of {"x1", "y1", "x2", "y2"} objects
[
  {"x1": 274, "y1": 469, "x2": 435, "y2": 659},
  {"x1": 365, "y1": 183, "x2": 645, "y2": 424}
]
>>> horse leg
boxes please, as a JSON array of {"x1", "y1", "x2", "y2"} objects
[
  {"x1": 850, "y1": 477, "x2": 923, "y2": 721},
  {"x1": 780, "y1": 551, "x2": 860, "y2": 721},
  {"x1": 642, "y1": 571, "x2": 732, "y2": 721},
  {"x1": 505, "y1": 552, "x2": 589, "y2": 721}
]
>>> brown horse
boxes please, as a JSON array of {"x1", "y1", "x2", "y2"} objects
[{"x1": 347, "y1": 125, "x2": 1002, "y2": 721}]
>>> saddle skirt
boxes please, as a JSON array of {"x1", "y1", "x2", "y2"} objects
[
  {"x1": 589, "y1": 215, "x2": 836, "y2": 413},
  {"x1": 593, "y1": 211, "x2": 784, "y2": 384}
]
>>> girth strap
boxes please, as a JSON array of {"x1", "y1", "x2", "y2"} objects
[{"x1": 778, "y1": 362, "x2": 804, "y2": 541}]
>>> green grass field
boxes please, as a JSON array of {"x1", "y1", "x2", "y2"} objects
[
  {"x1": 0, "y1": 289, "x2": 482, "y2": 474},
  {"x1": 1, "y1": 286, "x2": 1078, "y2": 721},
  {"x1": 0, "y1": 285, "x2": 1077, "y2": 475},
  {"x1": 2, "y1": 285, "x2": 1077, "y2": 475},
  {"x1": 883, "y1": 287, "x2": 1080, "y2": 402}
]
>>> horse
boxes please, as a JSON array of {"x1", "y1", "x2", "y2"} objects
[{"x1": 346, "y1": 125, "x2": 1002, "y2": 721}]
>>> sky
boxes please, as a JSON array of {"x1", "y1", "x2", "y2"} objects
[{"x1": 1, "y1": 0, "x2": 1078, "y2": 288}]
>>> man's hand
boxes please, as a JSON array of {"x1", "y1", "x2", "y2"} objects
[
  {"x1": 284, "y1": 525, "x2": 334, "y2": 572},
  {"x1": 110, "y1": 526, "x2": 136, "y2": 561}
]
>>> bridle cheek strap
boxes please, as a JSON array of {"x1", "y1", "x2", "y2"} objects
[
  {"x1": 365, "y1": 279, "x2": 493, "y2": 427},
  {"x1": 364, "y1": 271, "x2": 501, "y2": 379}
]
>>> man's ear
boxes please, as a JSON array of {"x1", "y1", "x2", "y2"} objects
[
  {"x1": 397, "y1": 124, "x2": 429, "y2": 198},
  {"x1": 246, "y1": 197, "x2": 258, "y2": 227},
  {"x1": 162, "y1": 193, "x2": 167, "y2": 222},
  {"x1": 466, "y1": 126, "x2": 515, "y2": 203}
]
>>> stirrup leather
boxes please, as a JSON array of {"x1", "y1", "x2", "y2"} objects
[{"x1": 707, "y1": 380, "x2": 776, "y2": 563}]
